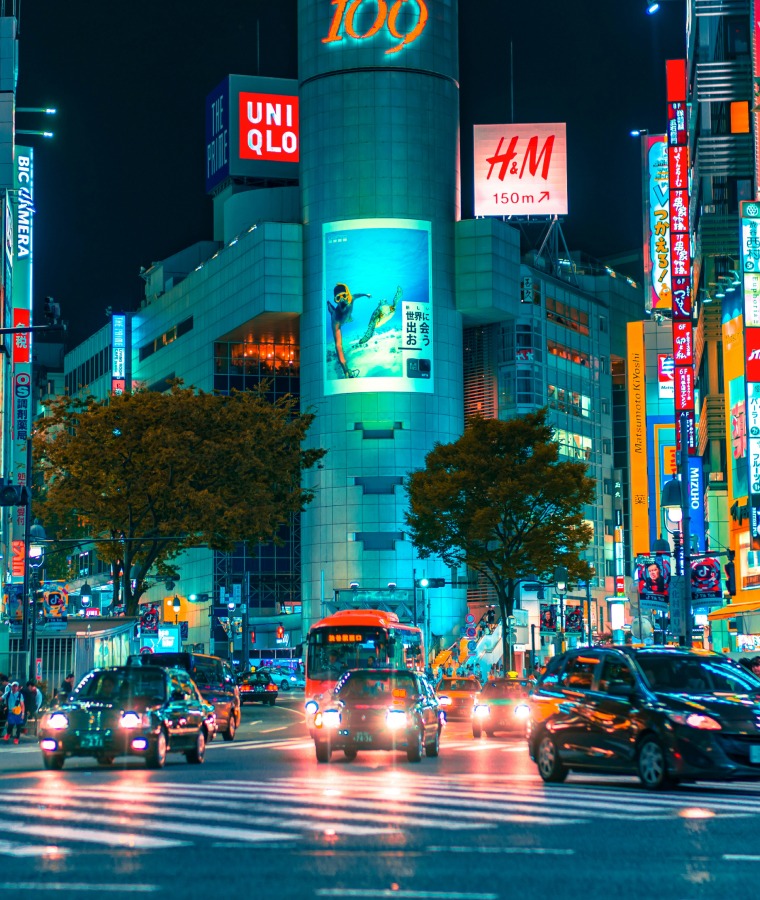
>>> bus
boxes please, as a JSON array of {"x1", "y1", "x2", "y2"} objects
[{"x1": 304, "y1": 609, "x2": 424, "y2": 716}]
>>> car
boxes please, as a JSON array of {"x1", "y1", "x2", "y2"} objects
[
  {"x1": 127, "y1": 651, "x2": 241, "y2": 741},
  {"x1": 237, "y1": 671, "x2": 279, "y2": 705},
  {"x1": 472, "y1": 677, "x2": 531, "y2": 738},
  {"x1": 257, "y1": 666, "x2": 305, "y2": 691},
  {"x1": 312, "y1": 668, "x2": 443, "y2": 763},
  {"x1": 528, "y1": 646, "x2": 760, "y2": 790},
  {"x1": 37, "y1": 665, "x2": 216, "y2": 770},
  {"x1": 436, "y1": 676, "x2": 482, "y2": 720}
]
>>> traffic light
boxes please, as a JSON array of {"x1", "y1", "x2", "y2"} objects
[
  {"x1": 276, "y1": 623, "x2": 285, "y2": 640},
  {"x1": 0, "y1": 483, "x2": 30, "y2": 506},
  {"x1": 249, "y1": 629, "x2": 256, "y2": 645},
  {"x1": 724, "y1": 551, "x2": 736, "y2": 596},
  {"x1": 415, "y1": 577, "x2": 446, "y2": 588},
  {"x1": 44, "y1": 296, "x2": 61, "y2": 323}
]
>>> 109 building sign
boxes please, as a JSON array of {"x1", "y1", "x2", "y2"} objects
[{"x1": 322, "y1": 0, "x2": 429, "y2": 55}]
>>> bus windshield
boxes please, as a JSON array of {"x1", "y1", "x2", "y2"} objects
[{"x1": 307, "y1": 627, "x2": 387, "y2": 680}]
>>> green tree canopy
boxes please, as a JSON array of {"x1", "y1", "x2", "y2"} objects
[
  {"x1": 405, "y1": 410, "x2": 595, "y2": 664},
  {"x1": 34, "y1": 384, "x2": 326, "y2": 616}
]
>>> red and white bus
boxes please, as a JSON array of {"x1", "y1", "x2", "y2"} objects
[{"x1": 304, "y1": 609, "x2": 424, "y2": 716}]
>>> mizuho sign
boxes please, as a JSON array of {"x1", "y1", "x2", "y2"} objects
[{"x1": 322, "y1": 0, "x2": 429, "y2": 55}]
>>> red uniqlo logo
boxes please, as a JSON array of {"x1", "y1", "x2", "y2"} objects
[{"x1": 238, "y1": 93, "x2": 299, "y2": 163}]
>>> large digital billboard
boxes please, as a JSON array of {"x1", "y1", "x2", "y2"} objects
[
  {"x1": 323, "y1": 219, "x2": 433, "y2": 395},
  {"x1": 473, "y1": 124, "x2": 568, "y2": 217},
  {"x1": 643, "y1": 135, "x2": 669, "y2": 313}
]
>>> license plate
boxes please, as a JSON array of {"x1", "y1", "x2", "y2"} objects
[
  {"x1": 354, "y1": 732, "x2": 373, "y2": 743},
  {"x1": 79, "y1": 734, "x2": 104, "y2": 749},
  {"x1": 750, "y1": 745, "x2": 760, "y2": 764}
]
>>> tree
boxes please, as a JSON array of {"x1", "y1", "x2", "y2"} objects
[
  {"x1": 34, "y1": 383, "x2": 326, "y2": 616},
  {"x1": 405, "y1": 410, "x2": 595, "y2": 666}
]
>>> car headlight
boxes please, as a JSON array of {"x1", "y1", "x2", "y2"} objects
[
  {"x1": 305, "y1": 699, "x2": 319, "y2": 715},
  {"x1": 46, "y1": 713, "x2": 69, "y2": 731},
  {"x1": 438, "y1": 695, "x2": 452, "y2": 706},
  {"x1": 120, "y1": 711, "x2": 144, "y2": 729},
  {"x1": 513, "y1": 703, "x2": 530, "y2": 719},
  {"x1": 320, "y1": 709, "x2": 341, "y2": 729},
  {"x1": 668, "y1": 712, "x2": 722, "y2": 731},
  {"x1": 473, "y1": 703, "x2": 490, "y2": 719},
  {"x1": 386, "y1": 708, "x2": 409, "y2": 730}
]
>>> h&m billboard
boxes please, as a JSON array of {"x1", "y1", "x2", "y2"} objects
[
  {"x1": 205, "y1": 76, "x2": 299, "y2": 193},
  {"x1": 473, "y1": 123, "x2": 568, "y2": 217}
]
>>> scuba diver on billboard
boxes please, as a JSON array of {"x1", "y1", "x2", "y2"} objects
[{"x1": 327, "y1": 282, "x2": 371, "y2": 378}]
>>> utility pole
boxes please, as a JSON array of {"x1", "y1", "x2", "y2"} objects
[{"x1": 241, "y1": 572, "x2": 250, "y2": 673}]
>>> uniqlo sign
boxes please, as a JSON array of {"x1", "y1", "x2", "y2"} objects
[
  {"x1": 239, "y1": 93, "x2": 299, "y2": 162},
  {"x1": 747, "y1": 328, "x2": 760, "y2": 382},
  {"x1": 473, "y1": 123, "x2": 568, "y2": 216}
]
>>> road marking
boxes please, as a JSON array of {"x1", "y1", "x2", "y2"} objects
[
  {"x1": 315, "y1": 891, "x2": 498, "y2": 899},
  {"x1": 0, "y1": 819, "x2": 185, "y2": 850},
  {"x1": 0, "y1": 840, "x2": 70, "y2": 857},
  {"x1": 427, "y1": 846, "x2": 575, "y2": 855},
  {"x1": 260, "y1": 726, "x2": 289, "y2": 733},
  {"x1": 723, "y1": 854, "x2": 760, "y2": 862},
  {"x1": 0, "y1": 884, "x2": 159, "y2": 893}
]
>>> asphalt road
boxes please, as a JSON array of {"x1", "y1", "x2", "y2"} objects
[{"x1": 1, "y1": 694, "x2": 760, "y2": 899}]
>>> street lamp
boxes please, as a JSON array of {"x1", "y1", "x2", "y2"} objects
[
  {"x1": 553, "y1": 566, "x2": 568, "y2": 653},
  {"x1": 172, "y1": 595, "x2": 181, "y2": 625},
  {"x1": 79, "y1": 581, "x2": 92, "y2": 610}
]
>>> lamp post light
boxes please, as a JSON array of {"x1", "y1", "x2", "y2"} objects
[
  {"x1": 172, "y1": 595, "x2": 181, "y2": 626},
  {"x1": 554, "y1": 566, "x2": 568, "y2": 652}
]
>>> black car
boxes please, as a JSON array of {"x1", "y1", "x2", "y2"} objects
[
  {"x1": 528, "y1": 646, "x2": 760, "y2": 789},
  {"x1": 472, "y1": 677, "x2": 531, "y2": 738},
  {"x1": 37, "y1": 665, "x2": 216, "y2": 770},
  {"x1": 127, "y1": 651, "x2": 240, "y2": 741},
  {"x1": 312, "y1": 668, "x2": 443, "y2": 763},
  {"x1": 237, "y1": 671, "x2": 279, "y2": 705}
]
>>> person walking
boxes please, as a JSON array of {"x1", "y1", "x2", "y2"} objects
[
  {"x1": 60, "y1": 673, "x2": 75, "y2": 697},
  {"x1": 3, "y1": 682, "x2": 25, "y2": 743}
]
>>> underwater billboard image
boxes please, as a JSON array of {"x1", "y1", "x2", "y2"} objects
[{"x1": 323, "y1": 219, "x2": 433, "y2": 395}]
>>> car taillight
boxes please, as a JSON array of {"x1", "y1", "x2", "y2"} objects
[{"x1": 267, "y1": 683, "x2": 277, "y2": 691}]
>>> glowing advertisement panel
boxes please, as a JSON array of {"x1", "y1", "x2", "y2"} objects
[
  {"x1": 658, "y1": 354, "x2": 674, "y2": 398},
  {"x1": 643, "y1": 135, "x2": 669, "y2": 312},
  {"x1": 323, "y1": 219, "x2": 432, "y2": 395},
  {"x1": 473, "y1": 124, "x2": 568, "y2": 217}
]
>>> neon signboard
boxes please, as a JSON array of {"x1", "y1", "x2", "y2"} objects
[
  {"x1": 322, "y1": 0, "x2": 429, "y2": 55},
  {"x1": 238, "y1": 93, "x2": 299, "y2": 162},
  {"x1": 473, "y1": 123, "x2": 568, "y2": 217}
]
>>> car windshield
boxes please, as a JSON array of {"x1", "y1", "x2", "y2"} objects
[
  {"x1": 439, "y1": 678, "x2": 479, "y2": 692},
  {"x1": 637, "y1": 655, "x2": 760, "y2": 695},
  {"x1": 74, "y1": 669, "x2": 167, "y2": 705},
  {"x1": 335, "y1": 671, "x2": 417, "y2": 701},
  {"x1": 481, "y1": 680, "x2": 527, "y2": 698}
]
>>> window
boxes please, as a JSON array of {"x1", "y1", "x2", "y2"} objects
[
  {"x1": 598, "y1": 658, "x2": 635, "y2": 693},
  {"x1": 546, "y1": 296, "x2": 590, "y2": 336},
  {"x1": 559, "y1": 655, "x2": 599, "y2": 691},
  {"x1": 599, "y1": 316, "x2": 608, "y2": 333},
  {"x1": 548, "y1": 385, "x2": 591, "y2": 417},
  {"x1": 547, "y1": 340, "x2": 592, "y2": 369}
]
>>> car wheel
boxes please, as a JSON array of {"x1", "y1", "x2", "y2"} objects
[
  {"x1": 186, "y1": 730, "x2": 206, "y2": 765},
  {"x1": 425, "y1": 728, "x2": 440, "y2": 758},
  {"x1": 96, "y1": 754, "x2": 115, "y2": 766},
  {"x1": 315, "y1": 741, "x2": 331, "y2": 763},
  {"x1": 146, "y1": 729, "x2": 167, "y2": 769},
  {"x1": 407, "y1": 727, "x2": 423, "y2": 763},
  {"x1": 472, "y1": 724, "x2": 482, "y2": 739},
  {"x1": 485, "y1": 729, "x2": 495, "y2": 738},
  {"x1": 637, "y1": 736, "x2": 677, "y2": 790},
  {"x1": 42, "y1": 754, "x2": 64, "y2": 771},
  {"x1": 344, "y1": 749, "x2": 357, "y2": 761},
  {"x1": 280, "y1": 680, "x2": 290, "y2": 691},
  {"x1": 536, "y1": 734, "x2": 568, "y2": 783},
  {"x1": 222, "y1": 714, "x2": 236, "y2": 742},
  {"x1": 268, "y1": 698, "x2": 276, "y2": 706}
]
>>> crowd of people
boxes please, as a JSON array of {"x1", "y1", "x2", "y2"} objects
[{"x1": 0, "y1": 672, "x2": 75, "y2": 744}]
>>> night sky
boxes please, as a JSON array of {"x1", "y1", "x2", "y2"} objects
[{"x1": 18, "y1": 1, "x2": 685, "y2": 346}]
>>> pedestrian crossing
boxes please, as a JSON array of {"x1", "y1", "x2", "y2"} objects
[{"x1": 1, "y1": 771, "x2": 760, "y2": 856}]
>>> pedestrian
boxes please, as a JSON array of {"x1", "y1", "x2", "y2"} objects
[
  {"x1": 60, "y1": 673, "x2": 75, "y2": 697},
  {"x1": 751, "y1": 657, "x2": 760, "y2": 679},
  {"x1": 22, "y1": 680, "x2": 43, "y2": 726},
  {"x1": 3, "y1": 682, "x2": 24, "y2": 743}
]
